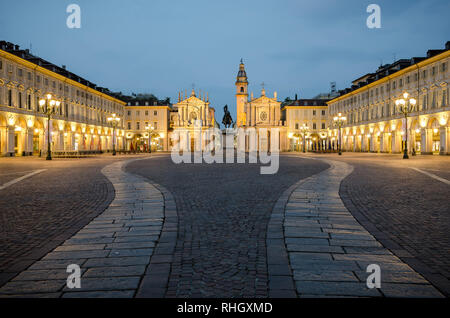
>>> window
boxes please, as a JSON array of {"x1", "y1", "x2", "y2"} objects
[
  {"x1": 423, "y1": 70, "x2": 427, "y2": 78},
  {"x1": 136, "y1": 122, "x2": 140, "y2": 130},
  {"x1": 321, "y1": 123, "x2": 325, "y2": 129},
  {"x1": 18, "y1": 92, "x2": 22, "y2": 108},
  {"x1": 240, "y1": 87, "x2": 244, "y2": 93},
  {"x1": 44, "y1": 78, "x2": 48, "y2": 86},
  {"x1": 145, "y1": 122, "x2": 148, "y2": 128},
  {"x1": 27, "y1": 94, "x2": 31, "y2": 110},
  {"x1": 399, "y1": 79, "x2": 403, "y2": 87},
  {"x1": 295, "y1": 123, "x2": 299, "y2": 130},
  {"x1": 127, "y1": 122, "x2": 131, "y2": 129},
  {"x1": 27, "y1": 72, "x2": 31, "y2": 80},
  {"x1": 154, "y1": 110, "x2": 157, "y2": 116},
  {"x1": 154, "y1": 122, "x2": 158, "y2": 130},
  {"x1": 321, "y1": 110, "x2": 325, "y2": 116},
  {"x1": 8, "y1": 90, "x2": 12, "y2": 106},
  {"x1": 127, "y1": 110, "x2": 131, "y2": 116},
  {"x1": 432, "y1": 67, "x2": 436, "y2": 76},
  {"x1": 313, "y1": 110, "x2": 316, "y2": 116},
  {"x1": 36, "y1": 75, "x2": 41, "y2": 83},
  {"x1": 145, "y1": 110, "x2": 148, "y2": 116},
  {"x1": 136, "y1": 111, "x2": 140, "y2": 116},
  {"x1": 18, "y1": 68, "x2": 23, "y2": 77},
  {"x1": 0, "y1": 60, "x2": 2, "y2": 70},
  {"x1": 313, "y1": 123, "x2": 316, "y2": 129},
  {"x1": 441, "y1": 62, "x2": 447, "y2": 72}
]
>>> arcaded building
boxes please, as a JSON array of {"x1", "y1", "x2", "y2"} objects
[
  {"x1": 327, "y1": 42, "x2": 449, "y2": 155},
  {"x1": 0, "y1": 41, "x2": 126, "y2": 156}
]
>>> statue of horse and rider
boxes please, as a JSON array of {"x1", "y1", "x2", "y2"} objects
[{"x1": 222, "y1": 104, "x2": 234, "y2": 129}]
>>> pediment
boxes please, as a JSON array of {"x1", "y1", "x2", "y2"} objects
[{"x1": 250, "y1": 95, "x2": 278, "y2": 105}]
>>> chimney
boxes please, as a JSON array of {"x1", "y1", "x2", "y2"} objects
[
  {"x1": 62, "y1": 65, "x2": 66, "y2": 70},
  {"x1": 274, "y1": 91, "x2": 277, "y2": 100}
]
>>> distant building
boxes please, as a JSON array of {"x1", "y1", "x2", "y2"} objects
[
  {"x1": 282, "y1": 98, "x2": 330, "y2": 151},
  {"x1": 124, "y1": 100, "x2": 171, "y2": 151},
  {"x1": 169, "y1": 89, "x2": 216, "y2": 151},
  {"x1": 235, "y1": 60, "x2": 287, "y2": 151}
]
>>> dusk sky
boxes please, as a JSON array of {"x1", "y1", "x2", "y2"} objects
[{"x1": 1, "y1": 0, "x2": 449, "y2": 123}]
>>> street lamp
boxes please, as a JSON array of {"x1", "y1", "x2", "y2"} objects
[
  {"x1": 333, "y1": 112, "x2": 347, "y2": 155},
  {"x1": 395, "y1": 92, "x2": 416, "y2": 159},
  {"x1": 145, "y1": 125, "x2": 155, "y2": 153},
  {"x1": 39, "y1": 93, "x2": 60, "y2": 160},
  {"x1": 107, "y1": 113, "x2": 120, "y2": 156},
  {"x1": 299, "y1": 123, "x2": 309, "y2": 153}
]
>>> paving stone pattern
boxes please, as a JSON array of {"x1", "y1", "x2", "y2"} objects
[
  {"x1": 127, "y1": 155, "x2": 329, "y2": 297},
  {"x1": 282, "y1": 158, "x2": 444, "y2": 298},
  {"x1": 0, "y1": 159, "x2": 167, "y2": 298}
]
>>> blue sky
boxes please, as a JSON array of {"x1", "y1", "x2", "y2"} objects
[{"x1": 1, "y1": 0, "x2": 449, "y2": 123}]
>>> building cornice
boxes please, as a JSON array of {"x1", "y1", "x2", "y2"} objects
[
  {"x1": 327, "y1": 50, "x2": 450, "y2": 105},
  {"x1": 0, "y1": 49, "x2": 126, "y2": 106}
]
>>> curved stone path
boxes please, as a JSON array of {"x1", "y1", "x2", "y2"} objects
[
  {"x1": 274, "y1": 157, "x2": 443, "y2": 298},
  {"x1": 0, "y1": 158, "x2": 173, "y2": 297}
]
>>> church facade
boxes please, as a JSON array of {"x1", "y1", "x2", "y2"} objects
[
  {"x1": 168, "y1": 89, "x2": 217, "y2": 151},
  {"x1": 235, "y1": 61, "x2": 288, "y2": 152}
]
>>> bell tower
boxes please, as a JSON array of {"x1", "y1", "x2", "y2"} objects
[{"x1": 235, "y1": 59, "x2": 248, "y2": 127}]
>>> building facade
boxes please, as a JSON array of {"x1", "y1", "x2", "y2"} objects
[
  {"x1": 0, "y1": 41, "x2": 126, "y2": 156},
  {"x1": 235, "y1": 61, "x2": 288, "y2": 151},
  {"x1": 124, "y1": 101, "x2": 171, "y2": 151},
  {"x1": 282, "y1": 99, "x2": 330, "y2": 151},
  {"x1": 327, "y1": 42, "x2": 450, "y2": 155},
  {"x1": 169, "y1": 89, "x2": 216, "y2": 151}
]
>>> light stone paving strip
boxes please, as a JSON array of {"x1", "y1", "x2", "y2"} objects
[
  {"x1": 0, "y1": 159, "x2": 165, "y2": 298},
  {"x1": 284, "y1": 158, "x2": 444, "y2": 298}
]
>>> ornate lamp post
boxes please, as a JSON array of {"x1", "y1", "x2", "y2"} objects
[
  {"x1": 299, "y1": 123, "x2": 309, "y2": 153},
  {"x1": 107, "y1": 113, "x2": 120, "y2": 156},
  {"x1": 333, "y1": 112, "x2": 347, "y2": 155},
  {"x1": 145, "y1": 125, "x2": 155, "y2": 153},
  {"x1": 39, "y1": 93, "x2": 60, "y2": 160},
  {"x1": 395, "y1": 92, "x2": 416, "y2": 159}
]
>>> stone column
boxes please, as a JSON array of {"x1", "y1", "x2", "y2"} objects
[
  {"x1": 252, "y1": 105, "x2": 256, "y2": 126},
  {"x1": 56, "y1": 131, "x2": 64, "y2": 151},
  {"x1": 439, "y1": 126, "x2": 449, "y2": 155},
  {"x1": 6, "y1": 126, "x2": 15, "y2": 156},
  {"x1": 25, "y1": 127, "x2": 34, "y2": 155},
  {"x1": 380, "y1": 133, "x2": 386, "y2": 153},
  {"x1": 421, "y1": 129, "x2": 432, "y2": 154}
]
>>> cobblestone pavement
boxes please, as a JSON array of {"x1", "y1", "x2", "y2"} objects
[
  {"x1": 126, "y1": 155, "x2": 329, "y2": 297},
  {"x1": 0, "y1": 158, "x2": 169, "y2": 297},
  {"x1": 0, "y1": 157, "x2": 119, "y2": 286},
  {"x1": 333, "y1": 153, "x2": 450, "y2": 296},
  {"x1": 1, "y1": 153, "x2": 447, "y2": 298},
  {"x1": 275, "y1": 156, "x2": 443, "y2": 298}
]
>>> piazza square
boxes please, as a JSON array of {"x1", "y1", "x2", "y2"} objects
[{"x1": 0, "y1": 0, "x2": 449, "y2": 309}]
